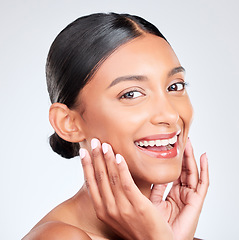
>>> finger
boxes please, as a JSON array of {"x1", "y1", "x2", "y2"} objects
[
  {"x1": 167, "y1": 177, "x2": 183, "y2": 202},
  {"x1": 80, "y1": 148, "x2": 102, "y2": 209},
  {"x1": 96, "y1": 144, "x2": 140, "y2": 239},
  {"x1": 181, "y1": 138, "x2": 199, "y2": 190},
  {"x1": 81, "y1": 145, "x2": 132, "y2": 239},
  {"x1": 102, "y1": 144, "x2": 125, "y2": 196},
  {"x1": 116, "y1": 154, "x2": 146, "y2": 206},
  {"x1": 149, "y1": 184, "x2": 168, "y2": 205},
  {"x1": 91, "y1": 138, "x2": 116, "y2": 207},
  {"x1": 196, "y1": 153, "x2": 209, "y2": 197},
  {"x1": 102, "y1": 143, "x2": 132, "y2": 209}
]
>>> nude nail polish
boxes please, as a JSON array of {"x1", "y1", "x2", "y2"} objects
[
  {"x1": 79, "y1": 148, "x2": 86, "y2": 159},
  {"x1": 102, "y1": 143, "x2": 108, "y2": 154},
  {"x1": 91, "y1": 138, "x2": 98, "y2": 149},
  {"x1": 116, "y1": 154, "x2": 122, "y2": 164}
]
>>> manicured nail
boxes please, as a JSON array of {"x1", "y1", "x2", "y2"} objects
[
  {"x1": 116, "y1": 154, "x2": 122, "y2": 164},
  {"x1": 79, "y1": 148, "x2": 86, "y2": 159},
  {"x1": 102, "y1": 143, "x2": 108, "y2": 154},
  {"x1": 205, "y1": 152, "x2": 208, "y2": 161},
  {"x1": 91, "y1": 138, "x2": 98, "y2": 150}
]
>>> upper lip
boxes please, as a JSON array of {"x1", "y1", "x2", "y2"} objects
[{"x1": 134, "y1": 130, "x2": 181, "y2": 142}]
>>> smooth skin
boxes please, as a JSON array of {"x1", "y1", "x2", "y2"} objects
[
  {"x1": 80, "y1": 138, "x2": 208, "y2": 240},
  {"x1": 23, "y1": 34, "x2": 209, "y2": 240}
]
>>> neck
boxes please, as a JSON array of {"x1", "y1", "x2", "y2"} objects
[{"x1": 134, "y1": 178, "x2": 152, "y2": 198}]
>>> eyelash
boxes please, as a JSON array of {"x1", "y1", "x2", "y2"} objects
[
  {"x1": 119, "y1": 82, "x2": 188, "y2": 100},
  {"x1": 167, "y1": 82, "x2": 188, "y2": 92},
  {"x1": 119, "y1": 89, "x2": 144, "y2": 99}
]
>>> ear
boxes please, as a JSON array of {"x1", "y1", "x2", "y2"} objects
[{"x1": 49, "y1": 103, "x2": 85, "y2": 143}]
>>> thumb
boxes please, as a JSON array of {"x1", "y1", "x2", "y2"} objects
[{"x1": 149, "y1": 184, "x2": 168, "y2": 205}]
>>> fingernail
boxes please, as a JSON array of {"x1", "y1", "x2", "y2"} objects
[
  {"x1": 91, "y1": 138, "x2": 98, "y2": 150},
  {"x1": 205, "y1": 152, "x2": 208, "y2": 161},
  {"x1": 116, "y1": 154, "x2": 122, "y2": 164},
  {"x1": 102, "y1": 143, "x2": 108, "y2": 154},
  {"x1": 79, "y1": 148, "x2": 86, "y2": 159}
]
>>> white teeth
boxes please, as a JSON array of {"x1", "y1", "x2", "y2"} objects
[
  {"x1": 166, "y1": 144, "x2": 173, "y2": 150},
  {"x1": 161, "y1": 139, "x2": 169, "y2": 146},
  {"x1": 149, "y1": 140, "x2": 155, "y2": 147},
  {"x1": 169, "y1": 135, "x2": 177, "y2": 144},
  {"x1": 135, "y1": 135, "x2": 178, "y2": 147},
  {"x1": 155, "y1": 140, "x2": 161, "y2": 146}
]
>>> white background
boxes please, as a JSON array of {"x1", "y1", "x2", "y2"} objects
[{"x1": 1, "y1": 1, "x2": 239, "y2": 239}]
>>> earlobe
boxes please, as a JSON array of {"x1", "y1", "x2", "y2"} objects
[{"x1": 49, "y1": 103, "x2": 85, "y2": 143}]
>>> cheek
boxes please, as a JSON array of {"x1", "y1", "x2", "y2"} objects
[
  {"x1": 174, "y1": 96, "x2": 193, "y2": 148},
  {"x1": 175, "y1": 96, "x2": 194, "y2": 127},
  {"x1": 184, "y1": 99, "x2": 194, "y2": 128},
  {"x1": 81, "y1": 100, "x2": 150, "y2": 156},
  {"x1": 82, "y1": 102, "x2": 147, "y2": 140}
]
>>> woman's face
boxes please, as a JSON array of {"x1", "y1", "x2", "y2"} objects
[{"x1": 76, "y1": 34, "x2": 193, "y2": 184}]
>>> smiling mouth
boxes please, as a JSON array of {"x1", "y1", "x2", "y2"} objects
[
  {"x1": 134, "y1": 133, "x2": 179, "y2": 158},
  {"x1": 135, "y1": 135, "x2": 177, "y2": 151}
]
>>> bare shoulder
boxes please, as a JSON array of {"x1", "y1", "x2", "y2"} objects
[{"x1": 22, "y1": 221, "x2": 92, "y2": 240}]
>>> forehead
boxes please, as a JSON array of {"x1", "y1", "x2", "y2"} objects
[
  {"x1": 94, "y1": 34, "x2": 179, "y2": 81},
  {"x1": 82, "y1": 33, "x2": 181, "y2": 95}
]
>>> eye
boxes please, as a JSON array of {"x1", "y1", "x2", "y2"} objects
[
  {"x1": 120, "y1": 90, "x2": 143, "y2": 99},
  {"x1": 167, "y1": 82, "x2": 187, "y2": 92}
]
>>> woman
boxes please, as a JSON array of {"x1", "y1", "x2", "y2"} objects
[{"x1": 23, "y1": 12, "x2": 209, "y2": 240}]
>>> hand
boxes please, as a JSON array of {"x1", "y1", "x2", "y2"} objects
[
  {"x1": 149, "y1": 138, "x2": 209, "y2": 240},
  {"x1": 80, "y1": 138, "x2": 173, "y2": 240}
]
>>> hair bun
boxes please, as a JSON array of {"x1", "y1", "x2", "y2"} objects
[{"x1": 49, "y1": 132, "x2": 79, "y2": 159}]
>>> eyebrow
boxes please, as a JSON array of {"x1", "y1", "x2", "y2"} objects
[
  {"x1": 107, "y1": 75, "x2": 147, "y2": 88},
  {"x1": 168, "y1": 66, "x2": 185, "y2": 77},
  {"x1": 107, "y1": 66, "x2": 185, "y2": 88}
]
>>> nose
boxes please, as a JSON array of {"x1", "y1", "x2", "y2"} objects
[{"x1": 150, "y1": 93, "x2": 179, "y2": 126}]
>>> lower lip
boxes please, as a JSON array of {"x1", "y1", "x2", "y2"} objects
[{"x1": 135, "y1": 141, "x2": 178, "y2": 159}]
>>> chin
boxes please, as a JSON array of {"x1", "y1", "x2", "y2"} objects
[
  {"x1": 132, "y1": 162, "x2": 182, "y2": 186},
  {"x1": 152, "y1": 166, "x2": 182, "y2": 184},
  {"x1": 154, "y1": 171, "x2": 181, "y2": 184}
]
